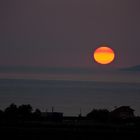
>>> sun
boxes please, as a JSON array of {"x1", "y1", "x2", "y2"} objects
[{"x1": 93, "y1": 45, "x2": 115, "y2": 65}]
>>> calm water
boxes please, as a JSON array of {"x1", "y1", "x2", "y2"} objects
[{"x1": 0, "y1": 79, "x2": 140, "y2": 116}]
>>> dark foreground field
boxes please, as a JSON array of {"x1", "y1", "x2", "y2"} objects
[
  {"x1": 0, "y1": 122, "x2": 140, "y2": 140},
  {"x1": 0, "y1": 103, "x2": 140, "y2": 139}
]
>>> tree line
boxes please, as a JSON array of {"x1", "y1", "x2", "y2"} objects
[
  {"x1": 0, "y1": 103, "x2": 140, "y2": 124},
  {"x1": 0, "y1": 103, "x2": 41, "y2": 121}
]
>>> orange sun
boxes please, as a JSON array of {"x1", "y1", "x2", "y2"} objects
[{"x1": 93, "y1": 45, "x2": 115, "y2": 64}]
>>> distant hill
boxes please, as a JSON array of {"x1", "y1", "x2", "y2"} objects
[{"x1": 121, "y1": 65, "x2": 140, "y2": 71}]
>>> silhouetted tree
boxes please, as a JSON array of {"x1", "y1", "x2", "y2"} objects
[
  {"x1": 5, "y1": 103, "x2": 18, "y2": 113},
  {"x1": 33, "y1": 109, "x2": 41, "y2": 120},
  {"x1": 0, "y1": 109, "x2": 3, "y2": 120},
  {"x1": 4, "y1": 103, "x2": 18, "y2": 120},
  {"x1": 34, "y1": 109, "x2": 41, "y2": 116},
  {"x1": 18, "y1": 104, "x2": 33, "y2": 120},
  {"x1": 87, "y1": 109, "x2": 110, "y2": 122}
]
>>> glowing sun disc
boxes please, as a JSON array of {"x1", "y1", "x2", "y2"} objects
[{"x1": 93, "y1": 46, "x2": 115, "y2": 64}]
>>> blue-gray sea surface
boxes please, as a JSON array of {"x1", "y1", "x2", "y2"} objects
[{"x1": 0, "y1": 79, "x2": 140, "y2": 116}]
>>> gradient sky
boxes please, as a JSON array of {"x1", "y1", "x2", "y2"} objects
[{"x1": 0, "y1": 0, "x2": 140, "y2": 81}]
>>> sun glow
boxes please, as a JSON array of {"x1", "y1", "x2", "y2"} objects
[{"x1": 93, "y1": 46, "x2": 115, "y2": 64}]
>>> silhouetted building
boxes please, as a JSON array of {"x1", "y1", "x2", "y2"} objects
[
  {"x1": 111, "y1": 106, "x2": 134, "y2": 119},
  {"x1": 86, "y1": 109, "x2": 110, "y2": 122},
  {"x1": 46, "y1": 112, "x2": 63, "y2": 119},
  {"x1": 41, "y1": 112, "x2": 63, "y2": 121}
]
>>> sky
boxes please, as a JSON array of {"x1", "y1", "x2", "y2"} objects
[
  {"x1": 0, "y1": 0, "x2": 140, "y2": 115},
  {"x1": 0, "y1": 0, "x2": 140, "y2": 82}
]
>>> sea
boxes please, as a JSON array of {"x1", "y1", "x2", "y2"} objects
[{"x1": 0, "y1": 79, "x2": 140, "y2": 116}]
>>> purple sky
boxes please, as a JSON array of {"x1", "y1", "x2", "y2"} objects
[
  {"x1": 0, "y1": 1, "x2": 140, "y2": 115},
  {"x1": 0, "y1": 0, "x2": 140, "y2": 81}
]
